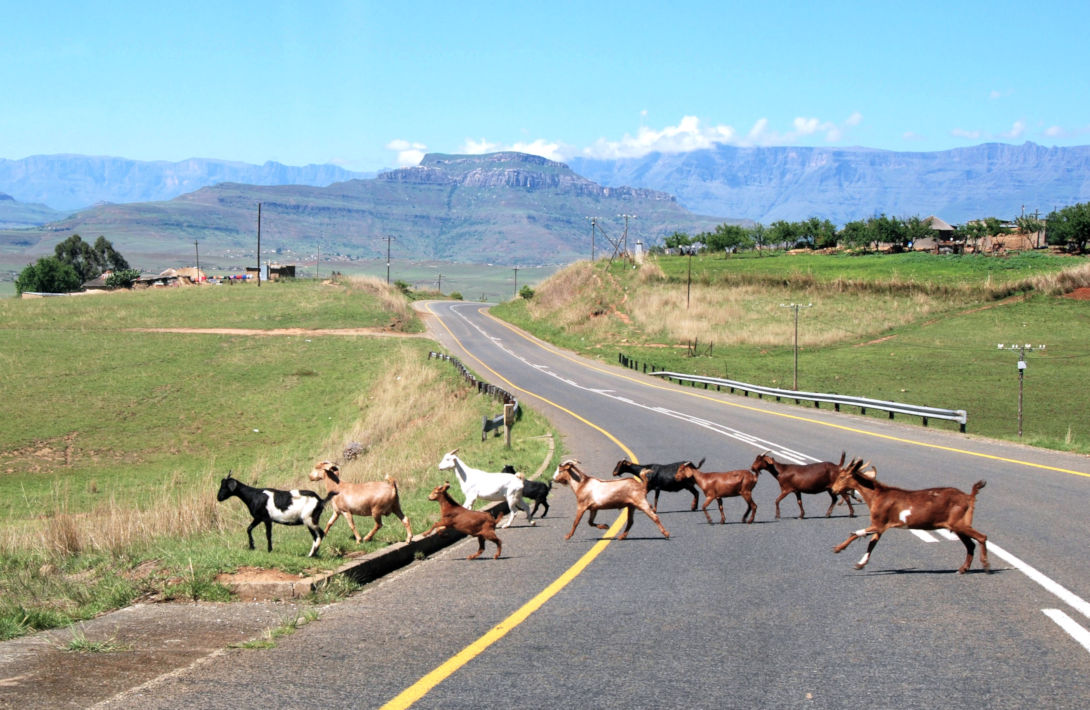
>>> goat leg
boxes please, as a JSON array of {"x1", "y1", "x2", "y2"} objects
[
  {"x1": 587, "y1": 509, "x2": 609, "y2": 530},
  {"x1": 853, "y1": 532, "x2": 882, "y2": 569},
  {"x1": 565, "y1": 505, "x2": 588, "y2": 540},
  {"x1": 795, "y1": 492, "x2": 806, "y2": 519},
  {"x1": 953, "y1": 527, "x2": 990, "y2": 574},
  {"x1": 634, "y1": 500, "x2": 670, "y2": 539},
  {"x1": 773, "y1": 490, "x2": 790, "y2": 519},
  {"x1": 322, "y1": 510, "x2": 341, "y2": 536},
  {"x1": 361, "y1": 515, "x2": 382, "y2": 543},
  {"x1": 245, "y1": 520, "x2": 260, "y2": 550},
  {"x1": 824, "y1": 491, "x2": 838, "y2": 517},
  {"x1": 467, "y1": 536, "x2": 485, "y2": 560},
  {"x1": 689, "y1": 486, "x2": 699, "y2": 511},
  {"x1": 700, "y1": 498, "x2": 715, "y2": 525},
  {"x1": 264, "y1": 520, "x2": 274, "y2": 552},
  {"x1": 616, "y1": 505, "x2": 636, "y2": 540}
]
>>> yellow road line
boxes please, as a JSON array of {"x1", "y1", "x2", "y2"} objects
[
  {"x1": 483, "y1": 309, "x2": 1090, "y2": 479},
  {"x1": 381, "y1": 303, "x2": 636, "y2": 709}
]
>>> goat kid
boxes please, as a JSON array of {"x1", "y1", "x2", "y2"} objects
[
  {"x1": 611, "y1": 457, "x2": 705, "y2": 512},
  {"x1": 750, "y1": 451, "x2": 855, "y2": 519},
  {"x1": 437, "y1": 449, "x2": 535, "y2": 528},
  {"x1": 308, "y1": 461, "x2": 412, "y2": 544},
  {"x1": 422, "y1": 482, "x2": 503, "y2": 560},
  {"x1": 216, "y1": 472, "x2": 336, "y2": 557},
  {"x1": 830, "y1": 459, "x2": 990, "y2": 574},
  {"x1": 674, "y1": 461, "x2": 760, "y2": 524},
  {"x1": 553, "y1": 460, "x2": 669, "y2": 540},
  {"x1": 501, "y1": 464, "x2": 552, "y2": 518}
]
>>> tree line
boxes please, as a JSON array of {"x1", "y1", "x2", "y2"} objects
[
  {"x1": 660, "y1": 203, "x2": 1090, "y2": 255},
  {"x1": 15, "y1": 235, "x2": 136, "y2": 295}
]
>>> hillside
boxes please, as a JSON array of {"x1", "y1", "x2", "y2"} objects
[
  {"x1": 569, "y1": 141, "x2": 1090, "y2": 225},
  {"x1": 0, "y1": 152, "x2": 728, "y2": 268},
  {"x1": 0, "y1": 192, "x2": 67, "y2": 228},
  {"x1": 0, "y1": 155, "x2": 374, "y2": 211}
]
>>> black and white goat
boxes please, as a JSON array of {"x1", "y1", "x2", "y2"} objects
[
  {"x1": 502, "y1": 464, "x2": 552, "y2": 518},
  {"x1": 216, "y1": 472, "x2": 337, "y2": 557}
]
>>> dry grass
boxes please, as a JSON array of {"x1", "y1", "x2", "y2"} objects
[
  {"x1": 341, "y1": 275, "x2": 414, "y2": 324},
  {"x1": 0, "y1": 342, "x2": 476, "y2": 558}
]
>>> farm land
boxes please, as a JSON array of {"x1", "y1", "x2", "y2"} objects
[
  {"x1": 1, "y1": 249, "x2": 1088, "y2": 639},
  {"x1": 493, "y1": 251, "x2": 1090, "y2": 453},
  {"x1": 0, "y1": 277, "x2": 557, "y2": 639}
]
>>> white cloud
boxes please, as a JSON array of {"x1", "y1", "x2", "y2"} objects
[
  {"x1": 386, "y1": 139, "x2": 427, "y2": 166},
  {"x1": 389, "y1": 112, "x2": 865, "y2": 166},
  {"x1": 951, "y1": 128, "x2": 983, "y2": 140},
  {"x1": 1000, "y1": 120, "x2": 1026, "y2": 140}
]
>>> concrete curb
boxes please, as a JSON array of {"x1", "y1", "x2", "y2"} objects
[{"x1": 226, "y1": 435, "x2": 556, "y2": 601}]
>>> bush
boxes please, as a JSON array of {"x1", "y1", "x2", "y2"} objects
[
  {"x1": 105, "y1": 269, "x2": 142, "y2": 289},
  {"x1": 15, "y1": 257, "x2": 82, "y2": 295},
  {"x1": 519, "y1": 285, "x2": 535, "y2": 300}
]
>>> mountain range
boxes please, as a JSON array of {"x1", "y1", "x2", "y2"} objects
[
  {"x1": 2, "y1": 142, "x2": 1089, "y2": 270},
  {"x1": 0, "y1": 152, "x2": 724, "y2": 268}
]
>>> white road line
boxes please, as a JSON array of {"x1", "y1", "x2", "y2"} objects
[
  {"x1": 910, "y1": 530, "x2": 938, "y2": 542},
  {"x1": 990, "y1": 542, "x2": 1090, "y2": 621},
  {"x1": 1043, "y1": 609, "x2": 1090, "y2": 654},
  {"x1": 935, "y1": 529, "x2": 959, "y2": 541}
]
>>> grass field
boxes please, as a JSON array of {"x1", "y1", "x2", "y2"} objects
[
  {"x1": 492, "y1": 251, "x2": 1090, "y2": 453},
  {"x1": 0, "y1": 277, "x2": 559, "y2": 640}
]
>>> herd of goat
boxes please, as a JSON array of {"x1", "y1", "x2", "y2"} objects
[{"x1": 216, "y1": 447, "x2": 990, "y2": 573}]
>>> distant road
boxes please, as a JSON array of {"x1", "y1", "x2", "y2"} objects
[{"x1": 115, "y1": 300, "x2": 1090, "y2": 710}]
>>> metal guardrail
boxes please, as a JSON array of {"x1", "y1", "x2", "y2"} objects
[{"x1": 619, "y1": 355, "x2": 967, "y2": 432}]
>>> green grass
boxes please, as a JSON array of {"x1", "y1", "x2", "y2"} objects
[
  {"x1": 0, "y1": 279, "x2": 560, "y2": 640},
  {"x1": 493, "y1": 253, "x2": 1090, "y2": 452},
  {"x1": 666, "y1": 249, "x2": 1077, "y2": 289}
]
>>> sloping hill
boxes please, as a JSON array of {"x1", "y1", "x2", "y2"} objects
[{"x1": 0, "y1": 152, "x2": 729, "y2": 266}]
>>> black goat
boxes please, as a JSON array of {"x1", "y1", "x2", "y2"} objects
[
  {"x1": 216, "y1": 472, "x2": 337, "y2": 557},
  {"x1": 502, "y1": 464, "x2": 552, "y2": 518},
  {"x1": 611, "y1": 457, "x2": 705, "y2": 512}
]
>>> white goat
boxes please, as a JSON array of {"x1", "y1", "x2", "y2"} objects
[{"x1": 437, "y1": 448, "x2": 535, "y2": 528}]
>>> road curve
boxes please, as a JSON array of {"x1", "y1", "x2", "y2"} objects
[{"x1": 103, "y1": 300, "x2": 1090, "y2": 710}]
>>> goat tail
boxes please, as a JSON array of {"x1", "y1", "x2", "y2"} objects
[{"x1": 971, "y1": 480, "x2": 986, "y2": 496}]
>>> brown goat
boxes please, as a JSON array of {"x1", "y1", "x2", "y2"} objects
[
  {"x1": 674, "y1": 461, "x2": 760, "y2": 524},
  {"x1": 308, "y1": 461, "x2": 412, "y2": 544},
  {"x1": 830, "y1": 459, "x2": 989, "y2": 574},
  {"x1": 750, "y1": 451, "x2": 855, "y2": 519},
  {"x1": 552, "y1": 460, "x2": 669, "y2": 540},
  {"x1": 422, "y1": 481, "x2": 502, "y2": 560}
]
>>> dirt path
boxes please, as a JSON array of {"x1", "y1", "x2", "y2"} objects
[{"x1": 128, "y1": 327, "x2": 425, "y2": 337}]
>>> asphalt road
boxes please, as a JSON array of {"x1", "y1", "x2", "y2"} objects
[{"x1": 101, "y1": 300, "x2": 1090, "y2": 709}]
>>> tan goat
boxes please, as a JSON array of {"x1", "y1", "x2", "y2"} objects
[
  {"x1": 308, "y1": 461, "x2": 412, "y2": 544},
  {"x1": 552, "y1": 460, "x2": 669, "y2": 540}
]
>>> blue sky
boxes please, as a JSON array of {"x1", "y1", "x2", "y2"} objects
[{"x1": 4, "y1": 1, "x2": 1088, "y2": 171}]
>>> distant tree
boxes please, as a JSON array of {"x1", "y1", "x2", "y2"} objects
[
  {"x1": 105, "y1": 268, "x2": 141, "y2": 289},
  {"x1": 705, "y1": 223, "x2": 751, "y2": 253},
  {"x1": 767, "y1": 220, "x2": 798, "y2": 249},
  {"x1": 808, "y1": 217, "x2": 838, "y2": 249},
  {"x1": 748, "y1": 223, "x2": 768, "y2": 255},
  {"x1": 839, "y1": 220, "x2": 870, "y2": 251},
  {"x1": 519, "y1": 285, "x2": 535, "y2": 299},
  {"x1": 15, "y1": 256, "x2": 82, "y2": 295},
  {"x1": 904, "y1": 216, "x2": 933, "y2": 250},
  {"x1": 53, "y1": 234, "x2": 130, "y2": 282},
  {"x1": 450, "y1": 291, "x2": 463, "y2": 301},
  {"x1": 868, "y1": 214, "x2": 907, "y2": 251},
  {"x1": 664, "y1": 231, "x2": 692, "y2": 250},
  {"x1": 960, "y1": 221, "x2": 988, "y2": 252},
  {"x1": 1016, "y1": 214, "x2": 1045, "y2": 248},
  {"x1": 93, "y1": 235, "x2": 130, "y2": 271},
  {"x1": 1046, "y1": 202, "x2": 1090, "y2": 253}
]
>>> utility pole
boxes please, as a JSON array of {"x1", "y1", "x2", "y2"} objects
[
  {"x1": 513, "y1": 265, "x2": 520, "y2": 298},
  {"x1": 316, "y1": 243, "x2": 320, "y2": 280},
  {"x1": 998, "y1": 343, "x2": 1046, "y2": 437},
  {"x1": 780, "y1": 302, "x2": 812, "y2": 390},
  {"x1": 194, "y1": 240, "x2": 200, "y2": 285},
  {"x1": 437, "y1": 273, "x2": 442, "y2": 293},
  {"x1": 256, "y1": 202, "x2": 262, "y2": 287},
  {"x1": 375, "y1": 236, "x2": 395, "y2": 284},
  {"x1": 585, "y1": 216, "x2": 598, "y2": 261},
  {"x1": 686, "y1": 250, "x2": 693, "y2": 308},
  {"x1": 619, "y1": 213, "x2": 636, "y2": 260}
]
